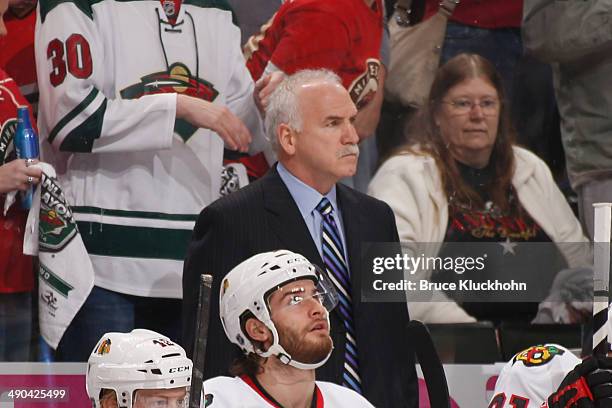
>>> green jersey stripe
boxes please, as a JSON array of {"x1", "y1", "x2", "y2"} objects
[
  {"x1": 48, "y1": 88, "x2": 100, "y2": 144},
  {"x1": 73, "y1": 206, "x2": 199, "y2": 222},
  {"x1": 59, "y1": 99, "x2": 107, "y2": 152},
  {"x1": 77, "y1": 221, "x2": 192, "y2": 260},
  {"x1": 40, "y1": 263, "x2": 74, "y2": 298},
  {"x1": 39, "y1": 0, "x2": 97, "y2": 23}
]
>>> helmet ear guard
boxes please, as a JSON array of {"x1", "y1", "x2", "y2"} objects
[{"x1": 219, "y1": 250, "x2": 339, "y2": 370}]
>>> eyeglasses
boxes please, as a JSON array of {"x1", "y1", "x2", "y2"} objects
[{"x1": 442, "y1": 98, "x2": 500, "y2": 116}]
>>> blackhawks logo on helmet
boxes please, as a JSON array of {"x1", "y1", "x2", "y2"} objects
[
  {"x1": 39, "y1": 174, "x2": 77, "y2": 252},
  {"x1": 513, "y1": 344, "x2": 565, "y2": 367},
  {"x1": 96, "y1": 338, "x2": 112, "y2": 355}
]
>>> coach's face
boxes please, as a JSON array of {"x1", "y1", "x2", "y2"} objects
[{"x1": 282, "y1": 81, "x2": 359, "y2": 194}]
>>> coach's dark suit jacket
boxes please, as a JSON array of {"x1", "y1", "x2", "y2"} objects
[{"x1": 182, "y1": 166, "x2": 418, "y2": 408}]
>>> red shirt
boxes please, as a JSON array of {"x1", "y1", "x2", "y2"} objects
[
  {"x1": 424, "y1": 0, "x2": 522, "y2": 29},
  {"x1": 0, "y1": 8, "x2": 38, "y2": 106},
  {"x1": 246, "y1": 0, "x2": 383, "y2": 109},
  {"x1": 0, "y1": 70, "x2": 36, "y2": 293}
]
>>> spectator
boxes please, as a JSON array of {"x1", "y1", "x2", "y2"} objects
[
  {"x1": 86, "y1": 329, "x2": 191, "y2": 408},
  {"x1": 369, "y1": 54, "x2": 588, "y2": 323},
  {"x1": 0, "y1": 0, "x2": 37, "y2": 109},
  {"x1": 234, "y1": 0, "x2": 386, "y2": 192},
  {"x1": 380, "y1": 0, "x2": 565, "y2": 186},
  {"x1": 0, "y1": 0, "x2": 42, "y2": 361},
  {"x1": 35, "y1": 0, "x2": 271, "y2": 360},
  {"x1": 204, "y1": 250, "x2": 375, "y2": 407},
  {"x1": 523, "y1": 0, "x2": 612, "y2": 239},
  {"x1": 183, "y1": 69, "x2": 418, "y2": 407}
]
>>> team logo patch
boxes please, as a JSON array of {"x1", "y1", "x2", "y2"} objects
[
  {"x1": 120, "y1": 63, "x2": 219, "y2": 142},
  {"x1": 348, "y1": 59, "x2": 381, "y2": 110},
  {"x1": 204, "y1": 394, "x2": 214, "y2": 406},
  {"x1": 513, "y1": 345, "x2": 565, "y2": 367},
  {"x1": 0, "y1": 118, "x2": 16, "y2": 165},
  {"x1": 96, "y1": 338, "x2": 112, "y2": 355},
  {"x1": 39, "y1": 174, "x2": 78, "y2": 252},
  {"x1": 162, "y1": 0, "x2": 176, "y2": 17},
  {"x1": 120, "y1": 63, "x2": 218, "y2": 102}
]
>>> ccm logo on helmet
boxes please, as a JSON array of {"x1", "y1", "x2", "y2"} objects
[{"x1": 168, "y1": 366, "x2": 190, "y2": 373}]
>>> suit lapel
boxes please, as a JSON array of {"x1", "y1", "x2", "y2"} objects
[{"x1": 261, "y1": 167, "x2": 323, "y2": 266}]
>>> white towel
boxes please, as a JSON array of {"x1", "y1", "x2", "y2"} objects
[{"x1": 18, "y1": 162, "x2": 95, "y2": 349}]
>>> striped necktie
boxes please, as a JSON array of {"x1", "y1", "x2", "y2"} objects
[{"x1": 315, "y1": 197, "x2": 362, "y2": 394}]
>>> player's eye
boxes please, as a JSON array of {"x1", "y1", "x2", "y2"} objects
[{"x1": 289, "y1": 295, "x2": 304, "y2": 306}]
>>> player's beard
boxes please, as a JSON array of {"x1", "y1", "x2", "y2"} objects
[{"x1": 276, "y1": 321, "x2": 332, "y2": 364}]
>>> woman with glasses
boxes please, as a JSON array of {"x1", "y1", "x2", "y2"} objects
[{"x1": 368, "y1": 53, "x2": 588, "y2": 323}]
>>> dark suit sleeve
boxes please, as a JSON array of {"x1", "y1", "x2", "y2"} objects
[{"x1": 182, "y1": 204, "x2": 241, "y2": 378}]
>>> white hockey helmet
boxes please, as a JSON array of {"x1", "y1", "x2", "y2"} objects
[
  {"x1": 491, "y1": 344, "x2": 581, "y2": 405},
  {"x1": 86, "y1": 329, "x2": 192, "y2": 408},
  {"x1": 219, "y1": 250, "x2": 339, "y2": 370}
]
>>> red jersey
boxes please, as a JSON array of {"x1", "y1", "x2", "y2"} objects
[
  {"x1": 0, "y1": 7, "x2": 38, "y2": 107},
  {"x1": 424, "y1": 0, "x2": 522, "y2": 29},
  {"x1": 246, "y1": 0, "x2": 383, "y2": 109},
  {"x1": 0, "y1": 70, "x2": 36, "y2": 293}
]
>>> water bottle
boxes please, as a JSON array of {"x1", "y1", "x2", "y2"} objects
[{"x1": 14, "y1": 106, "x2": 39, "y2": 209}]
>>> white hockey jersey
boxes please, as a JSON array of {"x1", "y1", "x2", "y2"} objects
[
  {"x1": 203, "y1": 376, "x2": 375, "y2": 408},
  {"x1": 35, "y1": 0, "x2": 270, "y2": 297},
  {"x1": 488, "y1": 344, "x2": 580, "y2": 408}
]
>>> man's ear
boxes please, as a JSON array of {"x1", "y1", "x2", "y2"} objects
[
  {"x1": 245, "y1": 318, "x2": 271, "y2": 343},
  {"x1": 277, "y1": 123, "x2": 297, "y2": 156}
]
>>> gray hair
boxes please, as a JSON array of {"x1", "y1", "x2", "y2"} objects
[{"x1": 264, "y1": 69, "x2": 343, "y2": 152}]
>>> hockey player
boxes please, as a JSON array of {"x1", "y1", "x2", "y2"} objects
[
  {"x1": 34, "y1": 0, "x2": 274, "y2": 358},
  {"x1": 488, "y1": 344, "x2": 580, "y2": 407},
  {"x1": 203, "y1": 250, "x2": 375, "y2": 407},
  {"x1": 86, "y1": 329, "x2": 192, "y2": 408}
]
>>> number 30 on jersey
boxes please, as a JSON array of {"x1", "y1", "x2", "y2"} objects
[{"x1": 47, "y1": 34, "x2": 93, "y2": 87}]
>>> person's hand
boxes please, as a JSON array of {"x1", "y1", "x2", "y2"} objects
[
  {"x1": 545, "y1": 356, "x2": 612, "y2": 407},
  {"x1": 254, "y1": 71, "x2": 285, "y2": 115},
  {"x1": 176, "y1": 94, "x2": 252, "y2": 152},
  {"x1": 0, "y1": 159, "x2": 43, "y2": 194}
]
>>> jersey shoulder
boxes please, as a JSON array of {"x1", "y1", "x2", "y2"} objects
[
  {"x1": 39, "y1": 0, "x2": 235, "y2": 23},
  {"x1": 316, "y1": 381, "x2": 375, "y2": 407}
]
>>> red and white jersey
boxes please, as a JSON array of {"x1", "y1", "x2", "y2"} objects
[
  {"x1": 488, "y1": 344, "x2": 580, "y2": 408},
  {"x1": 203, "y1": 375, "x2": 375, "y2": 407},
  {"x1": 245, "y1": 0, "x2": 383, "y2": 110}
]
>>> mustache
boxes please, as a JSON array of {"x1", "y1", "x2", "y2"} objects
[{"x1": 337, "y1": 144, "x2": 360, "y2": 158}]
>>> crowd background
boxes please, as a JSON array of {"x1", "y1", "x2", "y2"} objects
[{"x1": 0, "y1": 0, "x2": 607, "y2": 387}]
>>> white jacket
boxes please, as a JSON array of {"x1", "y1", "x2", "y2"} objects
[{"x1": 368, "y1": 146, "x2": 589, "y2": 322}]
